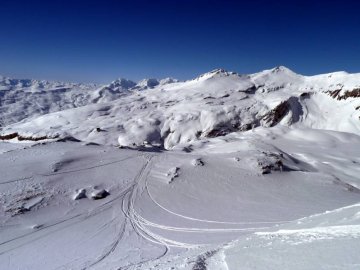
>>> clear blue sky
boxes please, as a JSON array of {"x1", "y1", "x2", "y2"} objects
[{"x1": 1, "y1": 0, "x2": 360, "y2": 83}]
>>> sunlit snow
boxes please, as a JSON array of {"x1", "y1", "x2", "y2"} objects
[{"x1": 0, "y1": 67, "x2": 359, "y2": 269}]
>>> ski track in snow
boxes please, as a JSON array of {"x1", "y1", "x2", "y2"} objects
[
  {"x1": 123, "y1": 155, "x2": 198, "y2": 251},
  {"x1": 145, "y1": 179, "x2": 291, "y2": 227},
  {"x1": 0, "y1": 180, "x2": 135, "y2": 255},
  {"x1": 2, "y1": 143, "x2": 359, "y2": 269},
  {"x1": 0, "y1": 152, "x2": 150, "y2": 269}
]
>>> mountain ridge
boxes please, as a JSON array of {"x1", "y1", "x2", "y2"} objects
[{"x1": 1, "y1": 66, "x2": 359, "y2": 149}]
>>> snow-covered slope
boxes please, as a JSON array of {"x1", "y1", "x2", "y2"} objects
[
  {"x1": 1, "y1": 67, "x2": 359, "y2": 148},
  {"x1": 1, "y1": 126, "x2": 359, "y2": 270},
  {"x1": 0, "y1": 67, "x2": 359, "y2": 270}
]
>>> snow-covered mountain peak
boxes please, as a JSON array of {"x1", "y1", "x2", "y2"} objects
[
  {"x1": 194, "y1": 68, "x2": 239, "y2": 81},
  {"x1": 107, "y1": 78, "x2": 136, "y2": 91},
  {"x1": 209, "y1": 68, "x2": 227, "y2": 74},
  {"x1": 252, "y1": 66, "x2": 299, "y2": 78},
  {"x1": 249, "y1": 66, "x2": 303, "y2": 89},
  {"x1": 135, "y1": 78, "x2": 160, "y2": 89},
  {"x1": 130, "y1": 77, "x2": 178, "y2": 90},
  {"x1": 159, "y1": 77, "x2": 179, "y2": 85},
  {"x1": 270, "y1": 65, "x2": 296, "y2": 74}
]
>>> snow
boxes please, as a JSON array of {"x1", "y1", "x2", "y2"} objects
[
  {"x1": 1, "y1": 67, "x2": 359, "y2": 149},
  {"x1": 73, "y1": 188, "x2": 87, "y2": 200},
  {"x1": 91, "y1": 189, "x2": 110, "y2": 200},
  {"x1": 0, "y1": 67, "x2": 360, "y2": 269}
]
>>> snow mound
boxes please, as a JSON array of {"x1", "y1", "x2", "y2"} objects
[
  {"x1": 73, "y1": 189, "x2": 87, "y2": 200},
  {"x1": 90, "y1": 189, "x2": 110, "y2": 200},
  {"x1": 191, "y1": 158, "x2": 204, "y2": 166}
]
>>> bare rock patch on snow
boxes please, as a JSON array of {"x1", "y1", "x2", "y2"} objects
[
  {"x1": 166, "y1": 167, "x2": 180, "y2": 183},
  {"x1": 191, "y1": 158, "x2": 204, "y2": 166},
  {"x1": 0, "y1": 132, "x2": 59, "y2": 142}
]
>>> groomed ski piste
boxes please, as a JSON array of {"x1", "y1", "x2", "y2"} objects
[{"x1": 0, "y1": 67, "x2": 359, "y2": 269}]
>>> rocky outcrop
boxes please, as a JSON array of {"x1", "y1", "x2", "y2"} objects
[
  {"x1": 327, "y1": 88, "x2": 360, "y2": 100},
  {"x1": 261, "y1": 96, "x2": 303, "y2": 127},
  {"x1": 0, "y1": 132, "x2": 59, "y2": 141},
  {"x1": 261, "y1": 101, "x2": 290, "y2": 127}
]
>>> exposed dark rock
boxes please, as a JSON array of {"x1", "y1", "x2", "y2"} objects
[
  {"x1": 18, "y1": 134, "x2": 55, "y2": 141},
  {"x1": 202, "y1": 119, "x2": 259, "y2": 139},
  {"x1": 243, "y1": 85, "x2": 257, "y2": 94},
  {"x1": 167, "y1": 167, "x2": 179, "y2": 183},
  {"x1": 328, "y1": 89, "x2": 342, "y2": 99},
  {"x1": 205, "y1": 128, "x2": 232, "y2": 138},
  {"x1": 261, "y1": 101, "x2": 291, "y2": 127},
  {"x1": 191, "y1": 158, "x2": 204, "y2": 166},
  {"x1": 0, "y1": 132, "x2": 18, "y2": 140},
  {"x1": 182, "y1": 146, "x2": 193, "y2": 153},
  {"x1": 0, "y1": 132, "x2": 59, "y2": 141},
  {"x1": 327, "y1": 88, "x2": 360, "y2": 100},
  {"x1": 257, "y1": 152, "x2": 284, "y2": 174},
  {"x1": 261, "y1": 96, "x2": 303, "y2": 127},
  {"x1": 239, "y1": 123, "x2": 253, "y2": 131},
  {"x1": 192, "y1": 250, "x2": 217, "y2": 270},
  {"x1": 339, "y1": 88, "x2": 360, "y2": 100},
  {"x1": 299, "y1": 92, "x2": 312, "y2": 99}
]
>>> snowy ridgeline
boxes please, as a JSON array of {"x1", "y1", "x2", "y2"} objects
[{"x1": 0, "y1": 66, "x2": 359, "y2": 148}]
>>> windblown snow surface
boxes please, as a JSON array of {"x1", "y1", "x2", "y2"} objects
[{"x1": 0, "y1": 67, "x2": 360, "y2": 269}]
